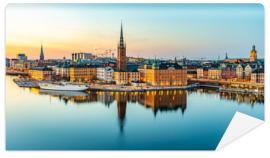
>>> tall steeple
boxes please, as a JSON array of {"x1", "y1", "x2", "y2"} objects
[
  {"x1": 40, "y1": 43, "x2": 44, "y2": 60},
  {"x1": 225, "y1": 52, "x2": 228, "y2": 59},
  {"x1": 117, "y1": 21, "x2": 127, "y2": 71},
  {"x1": 118, "y1": 21, "x2": 125, "y2": 49},
  {"x1": 250, "y1": 44, "x2": 257, "y2": 62}
]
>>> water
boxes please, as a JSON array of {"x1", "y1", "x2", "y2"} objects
[{"x1": 5, "y1": 76, "x2": 264, "y2": 150}]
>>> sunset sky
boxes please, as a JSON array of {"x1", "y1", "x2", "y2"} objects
[{"x1": 6, "y1": 4, "x2": 264, "y2": 60}]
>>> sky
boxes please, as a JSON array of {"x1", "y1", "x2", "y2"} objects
[{"x1": 6, "y1": 3, "x2": 264, "y2": 60}]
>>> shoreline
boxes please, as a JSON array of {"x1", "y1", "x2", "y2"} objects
[
  {"x1": 87, "y1": 85, "x2": 194, "y2": 92},
  {"x1": 8, "y1": 75, "x2": 264, "y2": 94}
]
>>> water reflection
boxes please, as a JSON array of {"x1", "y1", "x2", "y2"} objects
[
  {"x1": 29, "y1": 88, "x2": 264, "y2": 134},
  {"x1": 32, "y1": 89, "x2": 188, "y2": 133},
  {"x1": 6, "y1": 74, "x2": 264, "y2": 150},
  {"x1": 189, "y1": 88, "x2": 264, "y2": 105},
  {"x1": 34, "y1": 88, "x2": 264, "y2": 108}
]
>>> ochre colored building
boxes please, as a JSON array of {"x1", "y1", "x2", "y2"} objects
[
  {"x1": 69, "y1": 65, "x2": 97, "y2": 82},
  {"x1": 114, "y1": 71, "x2": 140, "y2": 85},
  {"x1": 208, "y1": 68, "x2": 221, "y2": 80},
  {"x1": 28, "y1": 67, "x2": 52, "y2": 81},
  {"x1": 144, "y1": 62, "x2": 187, "y2": 86}
]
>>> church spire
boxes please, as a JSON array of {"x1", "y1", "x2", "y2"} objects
[
  {"x1": 117, "y1": 21, "x2": 127, "y2": 71},
  {"x1": 119, "y1": 21, "x2": 125, "y2": 49},
  {"x1": 225, "y1": 52, "x2": 228, "y2": 59},
  {"x1": 40, "y1": 43, "x2": 44, "y2": 60}
]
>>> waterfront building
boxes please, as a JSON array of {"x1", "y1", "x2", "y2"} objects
[
  {"x1": 14, "y1": 60, "x2": 32, "y2": 71},
  {"x1": 251, "y1": 68, "x2": 264, "y2": 83},
  {"x1": 208, "y1": 68, "x2": 221, "y2": 80},
  {"x1": 97, "y1": 66, "x2": 114, "y2": 82},
  {"x1": 17, "y1": 53, "x2": 27, "y2": 61},
  {"x1": 117, "y1": 22, "x2": 127, "y2": 71},
  {"x1": 55, "y1": 62, "x2": 70, "y2": 80},
  {"x1": 196, "y1": 67, "x2": 209, "y2": 79},
  {"x1": 72, "y1": 52, "x2": 94, "y2": 63},
  {"x1": 144, "y1": 62, "x2": 187, "y2": 86},
  {"x1": 114, "y1": 71, "x2": 129, "y2": 85},
  {"x1": 187, "y1": 70, "x2": 197, "y2": 79},
  {"x1": 128, "y1": 71, "x2": 140, "y2": 83},
  {"x1": 69, "y1": 64, "x2": 97, "y2": 82},
  {"x1": 138, "y1": 65, "x2": 149, "y2": 83},
  {"x1": 9, "y1": 59, "x2": 19, "y2": 68},
  {"x1": 28, "y1": 67, "x2": 52, "y2": 81},
  {"x1": 221, "y1": 64, "x2": 236, "y2": 80},
  {"x1": 244, "y1": 64, "x2": 252, "y2": 80},
  {"x1": 113, "y1": 70, "x2": 140, "y2": 85},
  {"x1": 40, "y1": 44, "x2": 44, "y2": 60},
  {"x1": 250, "y1": 45, "x2": 257, "y2": 62},
  {"x1": 236, "y1": 63, "x2": 245, "y2": 79}
]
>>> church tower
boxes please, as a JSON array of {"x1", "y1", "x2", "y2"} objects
[
  {"x1": 40, "y1": 44, "x2": 45, "y2": 60},
  {"x1": 117, "y1": 22, "x2": 127, "y2": 71},
  {"x1": 250, "y1": 45, "x2": 257, "y2": 62}
]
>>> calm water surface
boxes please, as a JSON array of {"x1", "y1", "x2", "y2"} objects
[{"x1": 5, "y1": 76, "x2": 264, "y2": 150}]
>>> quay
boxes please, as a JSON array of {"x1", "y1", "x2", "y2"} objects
[
  {"x1": 13, "y1": 78, "x2": 39, "y2": 88},
  {"x1": 10, "y1": 76, "x2": 264, "y2": 94},
  {"x1": 6, "y1": 69, "x2": 28, "y2": 76}
]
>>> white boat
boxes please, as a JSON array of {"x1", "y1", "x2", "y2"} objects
[{"x1": 39, "y1": 82, "x2": 89, "y2": 91}]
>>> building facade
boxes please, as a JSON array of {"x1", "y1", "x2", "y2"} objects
[
  {"x1": 221, "y1": 65, "x2": 236, "y2": 80},
  {"x1": 69, "y1": 65, "x2": 97, "y2": 82},
  {"x1": 55, "y1": 63, "x2": 70, "y2": 80},
  {"x1": 208, "y1": 68, "x2": 221, "y2": 80},
  {"x1": 97, "y1": 66, "x2": 114, "y2": 82},
  {"x1": 114, "y1": 71, "x2": 129, "y2": 85},
  {"x1": 28, "y1": 67, "x2": 52, "y2": 81},
  {"x1": 251, "y1": 68, "x2": 264, "y2": 83},
  {"x1": 236, "y1": 64, "x2": 244, "y2": 79},
  {"x1": 113, "y1": 71, "x2": 140, "y2": 85},
  {"x1": 244, "y1": 64, "x2": 252, "y2": 80},
  {"x1": 144, "y1": 63, "x2": 187, "y2": 86}
]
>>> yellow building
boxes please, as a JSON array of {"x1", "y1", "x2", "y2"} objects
[
  {"x1": 28, "y1": 67, "x2": 52, "y2": 81},
  {"x1": 114, "y1": 71, "x2": 129, "y2": 85},
  {"x1": 128, "y1": 71, "x2": 140, "y2": 83},
  {"x1": 208, "y1": 68, "x2": 221, "y2": 80},
  {"x1": 114, "y1": 71, "x2": 140, "y2": 85},
  {"x1": 69, "y1": 65, "x2": 97, "y2": 82},
  {"x1": 144, "y1": 63, "x2": 187, "y2": 86}
]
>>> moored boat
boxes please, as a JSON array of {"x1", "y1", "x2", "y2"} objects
[{"x1": 39, "y1": 82, "x2": 89, "y2": 91}]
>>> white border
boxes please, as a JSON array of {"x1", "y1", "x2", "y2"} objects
[{"x1": 0, "y1": 0, "x2": 269, "y2": 157}]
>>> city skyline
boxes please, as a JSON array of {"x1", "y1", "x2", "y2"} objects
[{"x1": 6, "y1": 4, "x2": 264, "y2": 60}]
